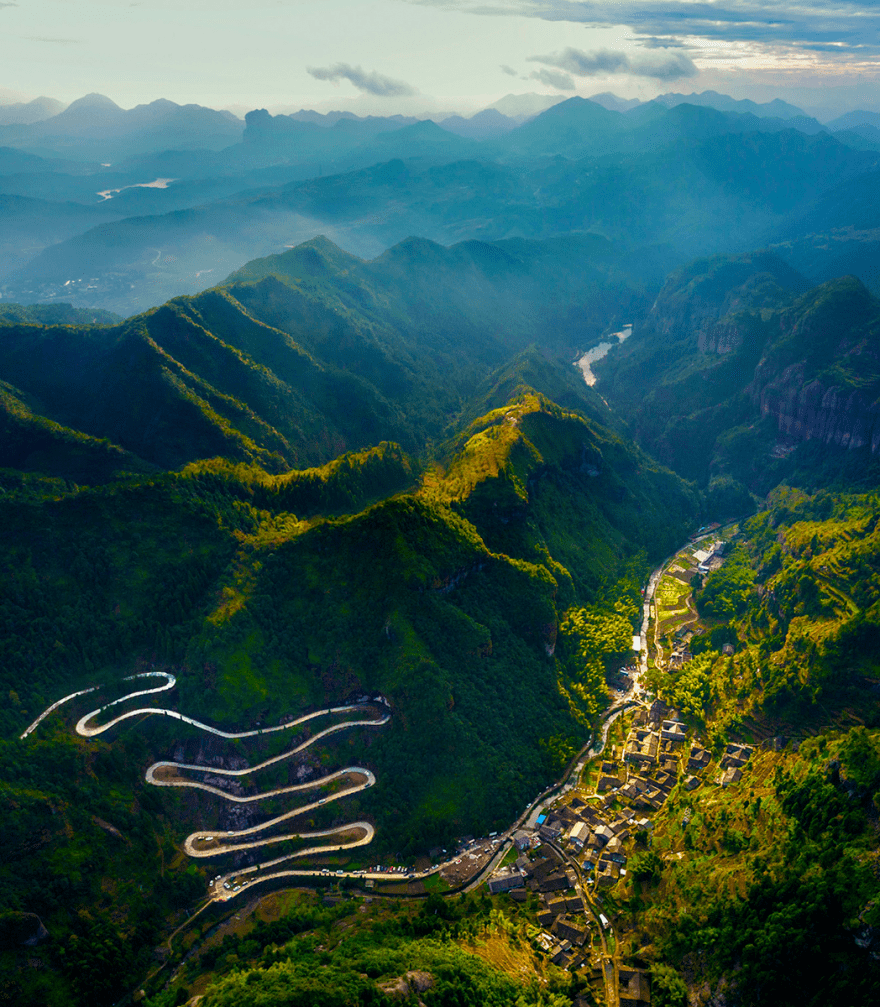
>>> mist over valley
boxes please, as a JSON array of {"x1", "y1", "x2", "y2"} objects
[{"x1": 3, "y1": 14, "x2": 880, "y2": 1005}]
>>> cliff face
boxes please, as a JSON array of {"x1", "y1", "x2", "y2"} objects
[
  {"x1": 646, "y1": 258, "x2": 880, "y2": 453},
  {"x1": 643, "y1": 249, "x2": 808, "y2": 343},
  {"x1": 748, "y1": 276, "x2": 880, "y2": 452},
  {"x1": 596, "y1": 251, "x2": 880, "y2": 488},
  {"x1": 697, "y1": 319, "x2": 747, "y2": 354},
  {"x1": 755, "y1": 364, "x2": 880, "y2": 452}
]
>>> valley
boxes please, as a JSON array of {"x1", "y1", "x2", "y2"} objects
[
  {"x1": 3, "y1": 80, "x2": 880, "y2": 1007},
  {"x1": 4, "y1": 239, "x2": 880, "y2": 1005}
]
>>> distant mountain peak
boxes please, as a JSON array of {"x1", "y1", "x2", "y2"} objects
[
  {"x1": 489, "y1": 92, "x2": 567, "y2": 118},
  {"x1": 222, "y1": 234, "x2": 363, "y2": 285},
  {"x1": 587, "y1": 92, "x2": 641, "y2": 113},
  {"x1": 65, "y1": 92, "x2": 122, "y2": 112},
  {"x1": 652, "y1": 89, "x2": 806, "y2": 119}
]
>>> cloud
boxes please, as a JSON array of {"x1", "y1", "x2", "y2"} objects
[
  {"x1": 306, "y1": 63, "x2": 417, "y2": 97},
  {"x1": 637, "y1": 36, "x2": 691, "y2": 49},
  {"x1": 529, "y1": 67, "x2": 577, "y2": 89},
  {"x1": 529, "y1": 46, "x2": 698, "y2": 80},
  {"x1": 0, "y1": 3, "x2": 19, "y2": 7},
  {"x1": 500, "y1": 63, "x2": 519, "y2": 75},
  {"x1": 406, "y1": 1, "x2": 880, "y2": 59},
  {"x1": 21, "y1": 35, "x2": 83, "y2": 44}
]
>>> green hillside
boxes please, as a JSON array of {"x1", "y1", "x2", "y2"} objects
[
  {"x1": 596, "y1": 252, "x2": 880, "y2": 498},
  {"x1": 622, "y1": 730, "x2": 880, "y2": 1007},
  {"x1": 0, "y1": 234, "x2": 634, "y2": 476},
  {"x1": 649, "y1": 487, "x2": 880, "y2": 737},
  {"x1": 6, "y1": 235, "x2": 880, "y2": 1007},
  {"x1": 0, "y1": 376, "x2": 698, "y2": 1005}
]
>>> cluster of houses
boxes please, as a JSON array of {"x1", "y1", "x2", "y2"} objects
[
  {"x1": 487, "y1": 841, "x2": 653, "y2": 1004},
  {"x1": 487, "y1": 844, "x2": 594, "y2": 971},
  {"x1": 662, "y1": 538, "x2": 730, "y2": 669},
  {"x1": 693, "y1": 540, "x2": 727, "y2": 575},
  {"x1": 716, "y1": 742, "x2": 753, "y2": 787},
  {"x1": 481, "y1": 689, "x2": 755, "y2": 1004},
  {"x1": 669, "y1": 625, "x2": 694, "y2": 669},
  {"x1": 609, "y1": 664, "x2": 638, "y2": 695},
  {"x1": 489, "y1": 700, "x2": 755, "y2": 904}
]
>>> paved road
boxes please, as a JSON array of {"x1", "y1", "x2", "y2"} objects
[
  {"x1": 185, "y1": 770, "x2": 376, "y2": 856},
  {"x1": 148, "y1": 764, "x2": 372, "y2": 804},
  {"x1": 24, "y1": 672, "x2": 393, "y2": 901},
  {"x1": 23, "y1": 535, "x2": 693, "y2": 912},
  {"x1": 75, "y1": 671, "x2": 376, "y2": 741},
  {"x1": 19, "y1": 684, "x2": 102, "y2": 739},
  {"x1": 549, "y1": 837, "x2": 618, "y2": 1005}
]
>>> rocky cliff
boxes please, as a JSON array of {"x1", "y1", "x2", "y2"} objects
[{"x1": 596, "y1": 251, "x2": 880, "y2": 488}]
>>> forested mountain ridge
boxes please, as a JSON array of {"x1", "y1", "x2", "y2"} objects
[
  {"x1": 6, "y1": 109, "x2": 877, "y2": 315},
  {"x1": 595, "y1": 251, "x2": 880, "y2": 496},
  {"x1": 0, "y1": 233, "x2": 633, "y2": 475},
  {"x1": 4, "y1": 225, "x2": 880, "y2": 1007},
  {"x1": 0, "y1": 229, "x2": 700, "y2": 1005}
]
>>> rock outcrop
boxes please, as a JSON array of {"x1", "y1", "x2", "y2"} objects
[
  {"x1": 754, "y1": 365, "x2": 880, "y2": 452},
  {"x1": 379, "y1": 971, "x2": 435, "y2": 1001}
]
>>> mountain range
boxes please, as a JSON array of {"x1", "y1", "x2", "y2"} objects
[
  {"x1": 2, "y1": 93, "x2": 878, "y2": 316},
  {"x1": 3, "y1": 84, "x2": 880, "y2": 1007}
]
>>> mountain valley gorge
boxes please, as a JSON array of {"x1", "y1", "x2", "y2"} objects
[{"x1": 2, "y1": 88, "x2": 880, "y2": 1007}]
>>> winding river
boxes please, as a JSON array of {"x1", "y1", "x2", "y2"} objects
[{"x1": 576, "y1": 324, "x2": 632, "y2": 386}]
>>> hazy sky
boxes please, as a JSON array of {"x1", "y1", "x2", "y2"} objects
[{"x1": 2, "y1": 0, "x2": 879, "y2": 115}]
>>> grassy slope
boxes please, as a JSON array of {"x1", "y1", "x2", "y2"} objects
[
  {"x1": 649, "y1": 488, "x2": 880, "y2": 743},
  {"x1": 623, "y1": 732, "x2": 880, "y2": 1007},
  {"x1": 0, "y1": 390, "x2": 697, "y2": 1007}
]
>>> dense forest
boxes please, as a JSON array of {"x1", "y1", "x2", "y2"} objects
[{"x1": 4, "y1": 233, "x2": 880, "y2": 1006}]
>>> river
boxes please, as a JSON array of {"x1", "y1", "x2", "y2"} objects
[
  {"x1": 575, "y1": 324, "x2": 632, "y2": 386},
  {"x1": 96, "y1": 177, "x2": 176, "y2": 201}
]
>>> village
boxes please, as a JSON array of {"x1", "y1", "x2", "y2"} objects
[{"x1": 465, "y1": 526, "x2": 753, "y2": 1004}]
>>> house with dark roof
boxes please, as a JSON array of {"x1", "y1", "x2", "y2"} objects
[
  {"x1": 687, "y1": 746, "x2": 711, "y2": 773},
  {"x1": 648, "y1": 700, "x2": 668, "y2": 724},
  {"x1": 661, "y1": 720, "x2": 687, "y2": 744},
  {"x1": 513, "y1": 830, "x2": 532, "y2": 851},
  {"x1": 530, "y1": 857, "x2": 557, "y2": 880},
  {"x1": 625, "y1": 729, "x2": 659, "y2": 766},
  {"x1": 554, "y1": 918, "x2": 589, "y2": 945},
  {"x1": 721, "y1": 743, "x2": 753, "y2": 769},
  {"x1": 619, "y1": 967, "x2": 651, "y2": 1005},
  {"x1": 539, "y1": 824, "x2": 562, "y2": 842},
  {"x1": 488, "y1": 873, "x2": 524, "y2": 894},
  {"x1": 718, "y1": 766, "x2": 743, "y2": 787},
  {"x1": 598, "y1": 775, "x2": 622, "y2": 793},
  {"x1": 539, "y1": 873, "x2": 571, "y2": 894},
  {"x1": 596, "y1": 860, "x2": 620, "y2": 886}
]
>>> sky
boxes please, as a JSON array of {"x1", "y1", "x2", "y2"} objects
[{"x1": 1, "y1": 0, "x2": 880, "y2": 117}]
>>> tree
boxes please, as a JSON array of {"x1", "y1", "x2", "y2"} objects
[{"x1": 651, "y1": 963, "x2": 688, "y2": 1007}]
